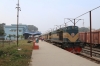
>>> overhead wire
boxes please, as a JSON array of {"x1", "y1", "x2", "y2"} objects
[{"x1": 75, "y1": 6, "x2": 100, "y2": 19}]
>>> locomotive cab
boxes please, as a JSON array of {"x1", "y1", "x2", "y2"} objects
[
  {"x1": 47, "y1": 32, "x2": 52, "y2": 42},
  {"x1": 62, "y1": 26, "x2": 83, "y2": 53},
  {"x1": 57, "y1": 29, "x2": 63, "y2": 41}
]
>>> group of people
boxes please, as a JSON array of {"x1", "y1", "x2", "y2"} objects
[
  {"x1": 34, "y1": 37, "x2": 44, "y2": 43},
  {"x1": 38, "y1": 36, "x2": 44, "y2": 41},
  {"x1": 27, "y1": 35, "x2": 44, "y2": 43}
]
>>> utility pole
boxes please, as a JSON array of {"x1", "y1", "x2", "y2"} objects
[
  {"x1": 60, "y1": 25, "x2": 61, "y2": 28},
  {"x1": 16, "y1": 0, "x2": 21, "y2": 47},
  {"x1": 74, "y1": 19, "x2": 75, "y2": 26},
  {"x1": 83, "y1": 19, "x2": 84, "y2": 27},
  {"x1": 89, "y1": 11, "x2": 92, "y2": 57},
  {"x1": 64, "y1": 18, "x2": 84, "y2": 26}
]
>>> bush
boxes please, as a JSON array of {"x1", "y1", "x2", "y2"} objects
[{"x1": 0, "y1": 40, "x2": 32, "y2": 66}]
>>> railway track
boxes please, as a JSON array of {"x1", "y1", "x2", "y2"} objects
[
  {"x1": 50, "y1": 42, "x2": 100, "y2": 58},
  {"x1": 84, "y1": 47, "x2": 100, "y2": 52},
  {"x1": 78, "y1": 53, "x2": 100, "y2": 64},
  {"x1": 79, "y1": 46, "x2": 100, "y2": 64},
  {"x1": 82, "y1": 47, "x2": 100, "y2": 58}
]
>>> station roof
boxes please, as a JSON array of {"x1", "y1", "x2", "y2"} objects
[{"x1": 24, "y1": 31, "x2": 41, "y2": 35}]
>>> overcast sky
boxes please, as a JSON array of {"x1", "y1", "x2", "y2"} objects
[{"x1": 0, "y1": 0, "x2": 100, "y2": 33}]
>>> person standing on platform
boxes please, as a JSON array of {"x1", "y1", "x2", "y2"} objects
[
  {"x1": 36, "y1": 37, "x2": 39, "y2": 43},
  {"x1": 41, "y1": 37, "x2": 44, "y2": 41}
]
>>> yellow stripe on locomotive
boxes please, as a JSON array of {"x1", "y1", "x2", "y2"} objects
[{"x1": 63, "y1": 32, "x2": 79, "y2": 42}]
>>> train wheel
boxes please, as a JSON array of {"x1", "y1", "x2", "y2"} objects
[
  {"x1": 61, "y1": 43, "x2": 67, "y2": 49},
  {"x1": 74, "y1": 47, "x2": 82, "y2": 53},
  {"x1": 65, "y1": 48, "x2": 73, "y2": 53}
]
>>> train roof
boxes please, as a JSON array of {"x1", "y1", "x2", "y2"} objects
[{"x1": 43, "y1": 26, "x2": 79, "y2": 34}]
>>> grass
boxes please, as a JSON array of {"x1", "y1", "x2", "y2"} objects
[{"x1": 0, "y1": 40, "x2": 33, "y2": 66}]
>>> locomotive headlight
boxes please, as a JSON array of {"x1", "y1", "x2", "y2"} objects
[{"x1": 71, "y1": 33, "x2": 75, "y2": 37}]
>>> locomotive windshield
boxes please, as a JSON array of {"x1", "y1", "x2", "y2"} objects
[
  {"x1": 66, "y1": 26, "x2": 78, "y2": 30},
  {"x1": 65, "y1": 26, "x2": 78, "y2": 34}
]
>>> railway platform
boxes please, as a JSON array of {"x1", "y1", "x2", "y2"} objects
[{"x1": 29, "y1": 41, "x2": 100, "y2": 66}]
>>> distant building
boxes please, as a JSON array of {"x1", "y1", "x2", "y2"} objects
[
  {"x1": 0, "y1": 23, "x2": 5, "y2": 39},
  {"x1": 4, "y1": 24, "x2": 41, "y2": 40},
  {"x1": 4, "y1": 24, "x2": 29, "y2": 40}
]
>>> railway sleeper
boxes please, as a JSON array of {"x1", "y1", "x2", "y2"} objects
[{"x1": 82, "y1": 50, "x2": 100, "y2": 58}]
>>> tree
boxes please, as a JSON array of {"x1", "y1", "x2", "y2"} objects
[
  {"x1": 2, "y1": 33, "x2": 6, "y2": 47},
  {"x1": 20, "y1": 35, "x2": 24, "y2": 40},
  {"x1": 27, "y1": 25, "x2": 38, "y2": 32},
  {"x1": 7, "y1": 34, "x2": 12, "y2": 45},
  {"x1": 18, "y1": 35, "x2": 20, "y2": 39},
  {"x1": 12, "y1": 34, "x2": 16, "y2": 40},
  {"x1": 79, "y1": 27, "x2": 89, "y2": 32},
  {"x1": 0, "y1": 23, "x2": 5, "y2": 36},
  {"x1": 97, "y1": 28, "x2": 100, "y2": 30},
  {"x1": 7, "y1": 34, "x2": 11, "y2": 40},
  {"x1": 0, "y1": 30, "x2": 4, "y2": 36}
]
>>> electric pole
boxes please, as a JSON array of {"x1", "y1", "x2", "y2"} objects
[
  {"x1": 16, "y1": 0, "x2": 21, "y2": 47},
  {"x1": 64, "y1": 18, "x2": 84, "y2": 26},
  {"x1": 83, "y1": 20, "x2": 84, "y2": 27}
]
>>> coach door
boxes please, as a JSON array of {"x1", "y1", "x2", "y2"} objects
[
  {"x1": 59, "y1": 31, "x2": 63, "y2": 41},
  {"x1": 47, "y1": 35, "x2": 48, "y2": 39},
  {"x1": 49, "y1": 32, "x2": 51, "y2": 39}
]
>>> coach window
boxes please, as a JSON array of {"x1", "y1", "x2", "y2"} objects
[{"x1": 72, "y1": 26, "x2": 74, "y2": 29}]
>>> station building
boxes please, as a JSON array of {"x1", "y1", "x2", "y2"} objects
[{"x1": 4, "y1": 24, "x2": 41, "y2": 40}]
